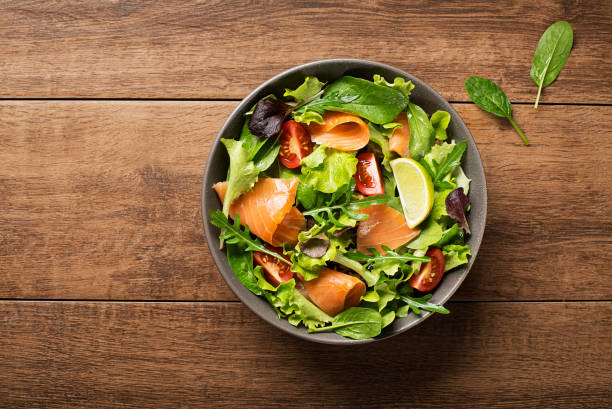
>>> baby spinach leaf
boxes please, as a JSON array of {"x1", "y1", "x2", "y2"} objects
[
  {"x1": 464, "y1": 77, "x2": 529, "y2": 146},
  {"x1": 407, "y1": 103, "x2": 435, "y2": 161},
  {"x1": 226, "y1": 242, "x2": 262, "y2": 296},
  {"x1": 309, "y1": 307, "x2": 383, "y2": 339},
  {"x1": 531, "y1": 21, "x2": 574, "y2": 109},
  {"x1": 297, "y1": 76, "x2": 409, "y2": 124}
]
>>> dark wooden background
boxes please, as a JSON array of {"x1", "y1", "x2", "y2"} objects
[{"x1": 1, "y1": 1, "x2": 610, "y2": 408}]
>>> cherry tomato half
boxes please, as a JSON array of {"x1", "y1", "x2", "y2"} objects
[
  {"x1": 253, "y1": 245, "x2": 293, "y2": 287},
  {"x1": 408, "y1": 248, "x2": 446, "y2": 292},
  {"x1": 279, "y1": 120, "x2": 313, "y2": 169},
  {"x1": 354, "y1": 152, "x2": 385, "y2": 196}
]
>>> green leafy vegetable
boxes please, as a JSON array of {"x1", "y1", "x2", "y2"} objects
[
  {"x1": 399, "y1": 294, "x2": 450, "y2": 314},
  {"x1": 220, "y1": 138, "x2": 259, "y2": 218},
  {"x1": 453, "y1": 166, "x2": 471, "y2": 194},
  {"x1": 301, "y1": 148, "x2": 358, "y2": 194},
  {"x1": 302, "y1": 194, "x2": 388, "y2": 229},
  {"x1": 368, "y1": 123, "x2": 394, "y2": 172},
  {"x1": 407, "y1": 102, "x2": 435, "y2": 161},
  {"x1": 431, "y1": 189, "x2": 453, "y2": 220},
  {"x1": 464, "y1": 76, "x2": 529, "y2": 146},
  {"x1": 372, "y1": 74, "x2": 415, "y2": 98},
  {"x1": 296, "y1": 76, "x2": 409, "y2": 124},
  {"x1": 420, "y1": 141, "x2": 467, "y2": 190},
  {"x1": 290, "y1": 224, "x2": 347, "y2": 281},
  {"x1": 226, "y1": 242, "x2": 263, "y2": 296},
  {"x1": 309, "y1": 307, "x2": 383, "y2": 339},
  {"x1": 284, "y1": 77, "x2": 326, "y2": 104},
  {"x1": 405, "y1": 217, "x2": 443, "y2": 250},
  {"x1": 430, "y1": 110, "x2": 451, "y2": 141},
  {"x1": 435, "y1": 223, "x2": 461, "y2": 248},
  {"x1": 209, "y1": 210, "x2": 288, "y2": 264},
  {"x1": 442, "y1": 244, "x2": 471, "y2": 271},
  {"x1": 292, "y1": 109, "x2": 325, "y2": 125},
  {"x1": 333, "y1": 253, "x2": 379, "y2": 287},
  {"x1": 531, "y1": 21, "x2": 573, "y2": 109},
  {"x1": 269, "y1": 279, "x2": 332, "y2": 329}
]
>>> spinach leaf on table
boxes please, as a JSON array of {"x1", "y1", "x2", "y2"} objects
[
  {"x1": 308, "y1": 307, "x2": 383, "y2": 339},
  {"x1": 464, "y1": 77, "x2": 529, "y2": 146},
  {"x1": 531, "y1": 21, "x2": 574, "y2": 109}
]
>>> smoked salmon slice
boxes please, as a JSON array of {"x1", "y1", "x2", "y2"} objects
[
  {"x1": 307, "y1": 111, "x2": 370, "y2": 151},
  {"x1": 389, "y1": 112, "x2": 410, "y2": 157},
  {"x1": 357, "y1": 204, "x2": 421, "y2": 254},
  {"x1": 301, "y1": 268, "x2": 366, "y2": 316},
  {"x1": 213, "y1": 178, "x2": 305, "y2": 246}
]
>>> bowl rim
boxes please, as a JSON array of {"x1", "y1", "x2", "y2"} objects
[{"x1": 201, "y1": 58, "x2": 487, "y2": 345}]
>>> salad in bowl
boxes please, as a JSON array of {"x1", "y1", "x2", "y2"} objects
[{"x1": 207, "y1": 64, "x2": 480, "y2": 341}]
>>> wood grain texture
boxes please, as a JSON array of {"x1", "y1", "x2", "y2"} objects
[
  {"x1": 0, "y1": 0, "x2": 610, "y2": 101},
  {"x1": 0, "y1": 301, "x2": 610, "y2": 408},
  {"x1": 1, "y1": 102, "x2": 610, "y2": 300}
]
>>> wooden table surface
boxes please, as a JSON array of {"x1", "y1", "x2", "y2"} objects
[{"x1": 1, "y1": 1, "x2": 611, "y2": 408}]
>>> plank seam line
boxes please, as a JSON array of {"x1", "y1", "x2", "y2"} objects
[
  {"x1": 0, "y1": 98, "x2": 610, "y2": 107},
  {"x1": 0, "y1": 299, "x2": 610, "y2": 303}
]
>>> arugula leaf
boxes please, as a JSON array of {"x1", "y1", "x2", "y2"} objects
[
  {"x1": 209, "y1": 210, "x2": 288, "y2": 264},
  {"x1": 421, "y1": 141, "x2": 467, "y2": 190},
  {"x1": 300, "y1": 147, "x2": 358, "y2": 194},
  {"x1": 372, "y1": 74, "x2": 415, "y2": 98},
  {"x1": 302, "y1": 194, "x2": 388, "y2": 229},
  {"x1": 465, "y1": 76, "x2": 529, "y2": 146},
  {"x1": 442, "y1": 244, "x2": 471, "y2": 271},
  {"x1": 269, "y1": 279, "x2": 332, "y2": 329},
  {"x1": 284, "y1": 77, "x2": 326, "y2": 103},
  {"x1": 344, "y1": 247, "x2": 431, "y2": 266},
  {"x1": 399, "y1": 294, "x2": 450, "y2": 314},
  {"x1": 296, "y1": 76, "x2": 409, "y2": 124},
  {"x1": 430, "y1": 110, "x2": 451, "y2": 141},
  {"x1": 220, "y1": 138, "x2": 259, "y2": 218},
  {"x1": 309, "y1": 307, "x2": 383, "y2": 339},
  {"x1": 333, "y1": 253, "x2": 379, "y2": 287},
  {"x1": 407, "y1": 102, "x2": 436, "y2": 161},
  {"x1": 531, "y1": 21, "x2": 573, "y2": 109}
]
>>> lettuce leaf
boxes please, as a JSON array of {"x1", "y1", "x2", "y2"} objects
[
  {"x1": 431, "y1": 189, "x2": 454, "y2": 220},
  {"x1": 284, "y1": 77, "x2": 326, "y2": 103},
  {"x1": 301, "y1": 147, "x2": 358, "y2": 193},
  {"x1": 220, "y1": 138, "x2": 259, "y2": 217},
  {"x1": 430, "y1": 110, "x2": 451, "y2": 141},
  {"x1": 373, "y1": 74, "x2": 415, "y2": 98},
  {"x1": 290, "y1": 224, "x2": 349, "y2": 281},
  {"x1": 267, "y1": 279, "x2": 332, "y2": 329},
  {"x1": 442, "y1": 244, "x2": 471, "y2": 271},
  {"x1": 368, "y1": 123, "x2": 393, "y2": 172},
  {"x1": 292, "y1": 109, "x2": 325, "y2": 125},
  {"x1": 453, "y1": 166, "x2": 471, "y2": 194},
  {"x1": 405, "y1": 217, "x2": 444, "y2": 250}
]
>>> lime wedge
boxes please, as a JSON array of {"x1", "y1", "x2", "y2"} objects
[{"x1": 390, "y1": 158, "x2": 434, "y2": 228}]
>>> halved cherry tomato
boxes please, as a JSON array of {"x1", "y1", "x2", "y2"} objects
[
  {"x1": 253, "y1": 245, "x2": 293, "y2": 286},
  {"x1": 354, "y1": 152, "x2": 385, "y2": 196},
  {"x1": 279, "y1": 120, "x2": 313, "y2": 168},
  {"x1": 408, "y1": 248, "x2": 446, "y2": 292}
]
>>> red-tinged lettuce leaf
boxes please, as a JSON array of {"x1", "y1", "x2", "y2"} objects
[
  {"x1": 248, "y1": 97, "x2": 291, "y2": 138},
  {"x1": 445, "y1": 187, "x2": 470, "y2": 234},
  {"x1": 299, "y1": 233, "x2": 330, "y2": 259}
]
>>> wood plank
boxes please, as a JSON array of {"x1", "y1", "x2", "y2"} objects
[
  {"x1": 0, "y1": 301, "x2": 610, "y2": 408},
  {"x1": 0, "y1": 102, "x2": 610, "y2": 300},
  {"x1": 0, "y1": 1, "x2": 610, "y2": 102}
]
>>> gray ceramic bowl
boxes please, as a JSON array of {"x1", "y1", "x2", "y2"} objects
[{"x1": 202, "y1": 59, "x2": 487, "y2": 345}]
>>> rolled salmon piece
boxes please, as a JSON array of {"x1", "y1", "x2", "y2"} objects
[
  {"x1": 357, "y1": 204, "x2": 420, "y2": 255},
  {"x1": 301, "y1": 268, "x2": 366, "y2": 316},
  {"x1": 213, "y1": 178, "x2": 305, "y2": 246},
  {"x1": 307, "y1": 111, "x2": 370, "y2": 151},
  {"x1": 389, "y1": 113, "x2": 411, "y2": 157}
]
